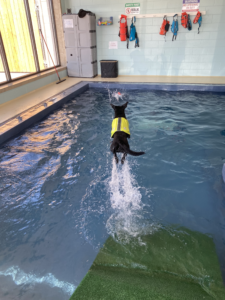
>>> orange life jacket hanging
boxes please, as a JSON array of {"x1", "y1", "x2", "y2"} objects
[
  {"x1": 181, "y1": 12, "x2": 188, "y2": 28},
  {"x1": 160, "y1": 16, "x2": 170, "y2": 36},
  {"x1": 193, "y1": 11, "x2": 201, "y2": 24},
  {"x1": 118, "y1": 15, "x2": 128, "y2": 42},
  {"x1": 193, "y1": 11, "x2": 202, "y2": 34}
]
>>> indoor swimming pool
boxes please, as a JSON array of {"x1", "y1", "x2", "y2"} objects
[{"x1": 0, "y1": 87, "x2": 225, "y2": 299}]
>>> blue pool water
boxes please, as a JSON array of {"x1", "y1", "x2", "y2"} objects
[{"x1": 0, "y1": 88, "x2": 225, "y2": 299}]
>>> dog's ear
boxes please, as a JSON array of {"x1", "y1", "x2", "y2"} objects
[
  {"x1": 123, "y1": 102, "x2": 128, "y2": 109},
  {"x1": 110, "y1": 104, "x2": 115, "y2": 110}
]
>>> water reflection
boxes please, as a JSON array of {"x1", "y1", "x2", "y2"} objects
[{"x1": 0, "y1": 89, "x2": 225, "y2": 299}]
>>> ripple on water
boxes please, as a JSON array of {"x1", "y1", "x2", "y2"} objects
[{"x1": 0, "y1": 89, "x2": 225, "y2": 299}]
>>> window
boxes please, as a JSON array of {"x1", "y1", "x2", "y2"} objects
[
  {"x1": 0, "y1": 0, "x2": 59, "y2": 85},
  {"x1": 0, "y1": 54, "x2": 6, "y2": 83},
  {"x1": 28, "y1": 0, "x2": 59, "y2": 70}
]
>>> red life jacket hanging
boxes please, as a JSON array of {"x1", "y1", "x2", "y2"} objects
[
  {"x1": 193, "y1": 11, "x2": 202, "y2": 33},
  {"x1": 181, "y1": 12, "x2": 188, "y2": 28},
  {"x1": 193, "y1": 11, "x2": 201, "y2": 24},
  {"x1": 160, "y1": 16, "x2": 170, "y2": 36},
  {"x1": 118, "y1": 15, "x2": 128, "y2": 42}
]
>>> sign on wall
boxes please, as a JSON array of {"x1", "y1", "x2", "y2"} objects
[
  {"x1": 182, "y1": 0, "x2": 200, "y2": 12},
  {"x1": 109, "y1": 41, "x2": 118, "y2": 49},
  {"x1": 64, "y1": 19, "x2": 73, "y2": 28},
  {"x1": 125, "y1": 3, "x2": 140, "y2": 15}
]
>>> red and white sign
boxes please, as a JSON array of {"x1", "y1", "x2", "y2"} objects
[
  {"x1": 125, "y1": 7, "x2": 131, "y2": 14},
  {"x1": 125, "y1": 3, "x2": 140, "y2": 15},
  {"x1": 182, "y1": 0, "x2": 200, "y2": 12}
]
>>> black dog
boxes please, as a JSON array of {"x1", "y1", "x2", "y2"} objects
[{"x1": 110, "y1": 102, "x2": 145, "y2": 164}]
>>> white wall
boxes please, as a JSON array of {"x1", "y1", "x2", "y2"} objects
[
  {"x1": 63, "y1": 0, "x2": 225, "y2": 77},
  {"x1": 61, "y1": 0, "x2": 66, "y2": 14}
]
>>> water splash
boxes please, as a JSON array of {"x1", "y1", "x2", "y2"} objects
[
  {"x1": 106, "y1": 159, "x2": 155, "y2": 244},
  {"x1": 107, "y1": 88, "x2": 129, "y2": 105},
  {"x1": 111, "y1": 91, "x2": 123, "y2": 102},
  {"x1": 0, "y1": 266, "x2": 76, "y2": 296}
]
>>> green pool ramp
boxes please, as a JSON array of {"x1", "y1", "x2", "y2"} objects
[{"x1": 70, "y1": 226, "x2": 225, "y2": 300}]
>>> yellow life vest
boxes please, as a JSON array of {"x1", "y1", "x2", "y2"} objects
[{"x1": 111, "y1": 117, "x2": 130, "y2": 138}]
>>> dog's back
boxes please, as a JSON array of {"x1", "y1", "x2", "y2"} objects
[{"x1": 110, "y1": 102, "x2": 145, "y2": 160}]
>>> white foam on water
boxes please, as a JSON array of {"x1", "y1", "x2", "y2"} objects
[
  {"x1": 106, "y1": 158, "x2": 155, "y2": 244},
  {"x1": 0, "y1": 266, "x2": 76, "y2": 296},
  {"x1": 111, "y1": 91, "x2": 124, "y2": 102},
  {"x1": 107, "y1": 88, "x2": 128, "y2": 104}
]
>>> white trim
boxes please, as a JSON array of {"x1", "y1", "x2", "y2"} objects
[{"x1": 119, "y1": 11, "x2": 206, "y2": 19}]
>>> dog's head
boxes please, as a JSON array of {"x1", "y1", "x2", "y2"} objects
[{"x1": 111, "y1": 102, "x2": 128, "y2": 118}]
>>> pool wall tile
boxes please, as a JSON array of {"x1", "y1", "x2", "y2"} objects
[{"x1": 88, "y1": 82, "x2": 225, "y2": 93}]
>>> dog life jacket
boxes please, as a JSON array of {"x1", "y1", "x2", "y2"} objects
[
  {"x1": 193, "y1": 11, "x2": 202, "y2": 34},
  {"x1": 181, "y1": 12, "x2": 188, "y2": 28},
  {"x1": 171, "y1": 14, "x2": 178, "y2": 41},
  {"x1": 129, "y1": 17, "x2": 139, "y2": 48},
  {"x1": 111, "y1": 117, "x2": 130, "y2": 138},
  {"x1": 160, "y1": 16, "x2": 170, "y2": 36},
  {"x1": 118, "y1": 15, "x2": 129, "y2": 42}
]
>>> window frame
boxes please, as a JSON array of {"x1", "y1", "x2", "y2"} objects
[{"x1": 0, "y1": 0, "x2": 60, "y2": 87}]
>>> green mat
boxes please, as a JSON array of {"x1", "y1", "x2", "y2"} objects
[{"x1": 70, "y1": 226, "x2": 225, "y2": 300}]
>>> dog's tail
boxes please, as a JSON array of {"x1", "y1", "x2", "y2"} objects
[{"x1": 118, "y1": 142, "x2": 145, "y2": 156}]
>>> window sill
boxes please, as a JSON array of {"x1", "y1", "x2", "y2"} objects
[{"x1": 0, "y1": 66, "x2": 67, "y2": 93}]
